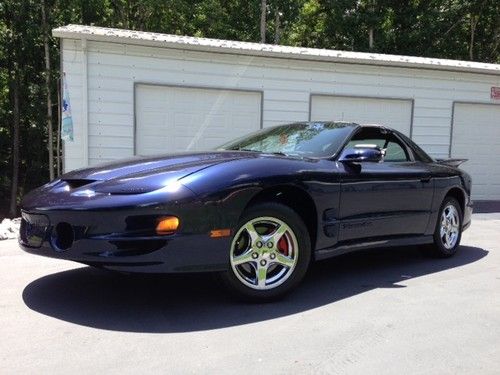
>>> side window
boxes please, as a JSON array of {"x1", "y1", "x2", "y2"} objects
[
  {"x1": 396, "y1": 132, "x2": 434, "y2": 163},
  {"x1": 384, "y1": 140, "x2": 409, "y2": 162},
  {"x1": 346, "y1": 138, "x2": 385, "y2": 149},
  {"x1": 345, "y1": 127, "x2": 410, "y2": 162},
  {"x1": 346, "y1": 128, "x2": 386, "y2": 149}
]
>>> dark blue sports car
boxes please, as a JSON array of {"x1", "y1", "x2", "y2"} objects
[{"x1": 20, "y1": 122, "x2": 472, "y2": 300}]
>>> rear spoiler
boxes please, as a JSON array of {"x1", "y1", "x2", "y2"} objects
[{"x1": 435, "y1": 158, "x2": 468, "y2": 167}]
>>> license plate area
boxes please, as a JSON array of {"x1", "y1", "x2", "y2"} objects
[{"x1": 20, "y1": 212, "x2": 50, "y2": 248}]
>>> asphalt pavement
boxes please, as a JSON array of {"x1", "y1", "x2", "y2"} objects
[{"x1": 1, "y1": 213, "x2": 499, "y2": 374}]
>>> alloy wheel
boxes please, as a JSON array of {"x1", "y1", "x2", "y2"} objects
[
  {"x1": 230, "y1": 216, "x2": 299, "y2": 290},
  {"x1": 440, "y1": 204, "x2": 460, "y2": 249}
]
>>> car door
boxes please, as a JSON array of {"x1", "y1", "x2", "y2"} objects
[{"x1": 337, "y1": 127, "x2": 434, "y2": 242}]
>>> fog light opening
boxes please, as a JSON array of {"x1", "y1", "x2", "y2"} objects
[
  {"x1": 156, "y1": 216, "x2": 179, "y2": 235},
  {"x1": 53, "y1": 222, "x2": 74, "y2": 251}
]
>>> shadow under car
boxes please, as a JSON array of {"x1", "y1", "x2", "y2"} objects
[{"x1": 22, "y1": 245, "x2": 488, "y2": 333}]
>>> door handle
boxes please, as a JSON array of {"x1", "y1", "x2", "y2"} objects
[{"x1": 420, "y1": 175, "x2": 432, "y2": 183}]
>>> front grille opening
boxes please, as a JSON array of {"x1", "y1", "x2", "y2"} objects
[
  {"x1": 124, "y1": 215, "x2": 161, "y2": 236},
  {"x1": 52, "y1": 222, "x2": 74, "y2": 251},
  {"x1": 63, "y1": 179, "x2": 97, "y2": 189},
  {"x1": 20, "y1": 219, "x2": 45, "y2": 248}
]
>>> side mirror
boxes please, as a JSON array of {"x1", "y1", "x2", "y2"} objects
[{"x1": 338, "y1": 147, "x2": 384, "y2": 163}]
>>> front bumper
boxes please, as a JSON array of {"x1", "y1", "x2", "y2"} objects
[{"x1": 19, "y1": 210, "x2": 231, "y2": 273}]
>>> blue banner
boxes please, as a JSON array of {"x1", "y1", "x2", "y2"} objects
[{"x1": 61, "y1": 73, "x2": 74, "y2": 142}]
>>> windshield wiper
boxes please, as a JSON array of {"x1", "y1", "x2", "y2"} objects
[
  {"x1": 236, "y1": 149, "x2": 297, "y2": 158},
  {"x1": 237, "y1": 148, "x2": 261, "y2": 152}
]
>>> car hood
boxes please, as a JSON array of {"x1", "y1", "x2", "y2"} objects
[{"x1": 59, "y1": 151, "x2": 256, "y2": 194}]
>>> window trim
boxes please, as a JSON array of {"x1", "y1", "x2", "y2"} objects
[
  {"x1": 393, "y1": 131, "x2": 434, "y2": 163},
  {"x1": 391, "y1": 132, "x2": 416, "y2": 162},
  {"x1": 334, "y1": 126, "x2": 415, "y2": 163}
]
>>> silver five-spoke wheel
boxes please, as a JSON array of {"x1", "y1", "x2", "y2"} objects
[
  {"x1": 440, "y1": 204, "x2": 460, "y2": 249},
  {"x1": 230, "y1": 216, "x2": 299, "y2": 290}
]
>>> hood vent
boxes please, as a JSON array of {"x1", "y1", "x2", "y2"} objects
[{"x1": 63, "y1": 179, "x2": 97, "y2": 189}]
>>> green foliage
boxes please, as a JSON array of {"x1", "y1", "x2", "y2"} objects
[
  {"x1": 286, "y1": 0, "x2": 499, "y2": 62},
  {"x1": 0, "y1": 0, "x2": 498, "y2": 217}
]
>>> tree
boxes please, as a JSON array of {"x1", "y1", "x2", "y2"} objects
[
  {"x1": 261, "y1": 0, "x2": 267, "y2": 43},
  {"x1": 3, "y1": 1, "x2": 22, "y2": 216},
  {"x1": 0, "y1": 0, "x2": 498, "y2": 218},
  {"x1": 42, "y1": 0, "x2": 54, "y2": 181}
]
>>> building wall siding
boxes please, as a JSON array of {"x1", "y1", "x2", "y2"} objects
[
  {"x1": 61, "y1": 39, "x2": 84, "y2": 172},
  {"x1": 62, "y1": 39, "x2": 500, "y2": 170}
]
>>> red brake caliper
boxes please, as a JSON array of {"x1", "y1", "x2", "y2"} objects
[{"x1": 277, "y1": 235, "x2": 289, "y2": 256}]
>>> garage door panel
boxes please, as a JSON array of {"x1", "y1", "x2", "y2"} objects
[
  {"x1": 233, "y1": 113, "x2": 260, "y2": 128},
  {"x1": 451, "y1": 103, "x2": 500, "y2": 200},
  {"x1": 136, "y1": 85, "x2": 261, "y2": 155},
  {"x1": 310, "y1": 95, "x2": 412, "y2": 136},
  {"x1": 173, "y1": 113, "x2": 198, "y2": 129},
  {"x1": 174, "y1": 91, "x2": 196, "y2": 105},
  {"x1": 234, "y1": 94, "x2": 257, "y2": 107}
]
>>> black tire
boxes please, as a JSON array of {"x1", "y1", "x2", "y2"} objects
[
  {"x1": 427, "y1": 197, "x2": 463, "y2": 258},
  {"x1": 219, "y1": 202, "x2": 311, "y2": 301}
]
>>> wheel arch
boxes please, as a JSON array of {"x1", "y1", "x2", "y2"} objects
[
  {"x1": 444, "y1": 186, "x2": 466, "y2": 216},
  {"x1": 243, "y1": 184, "x2": 318, "y2": 251}
]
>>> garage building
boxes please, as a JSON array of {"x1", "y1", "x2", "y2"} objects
[{"x1": 53, "y1": 25, "x2": 500, "y2": 201}]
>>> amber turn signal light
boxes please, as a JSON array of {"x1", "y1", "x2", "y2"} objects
[
  {"x1": 156, "y1": 216, "x2": 179, "y2": 235},
  {"x1": 210, "y1": 228, "x2": 231, "y2": 238}
]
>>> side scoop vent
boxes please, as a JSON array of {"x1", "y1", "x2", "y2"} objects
[{"x1": 62, "y1": 179, "x2": 97, "y2": 189}]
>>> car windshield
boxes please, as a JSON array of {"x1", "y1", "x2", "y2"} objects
[{"x1": 218, "y1": 122, "x2": 356, "y2": 158}]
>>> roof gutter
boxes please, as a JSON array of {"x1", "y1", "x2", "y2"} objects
[{"x1": 53, "y1": 25, "x2": 500, "y2": 76}]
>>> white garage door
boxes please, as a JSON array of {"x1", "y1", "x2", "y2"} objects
[
  {"x1": 135, "y1": 84, "x2": 261, "y2": 155},
  {"x1": 451, "y1": 103, "x2": 500, "y2": 200},
  {"x1": 310, "y1": 95, "x2": 413, "y2": 135}
]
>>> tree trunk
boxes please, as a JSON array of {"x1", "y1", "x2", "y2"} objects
[
  {"x1": 470, "y1": 14, "x2": 477, "y2": 60},
  {"x1": 42, "y1": 0, "x2": 54, "y2": 180},
  {"x1": 260, "y1": 0, "x2": 266, "y2": 43},
  {"x1": 469, "y1": 1, "x2": 488, "y2": 61},
  {"x1": 57, "y1": 78, "x2": 61, "y2": 176},
  {"x1": 274, "y1": 9, "x2": 281, "y2": 44},
  {"x1": 9, "y1": 76, "x2": 20, "y2": 217},
  {"x1": 493, "y1": 14, "x2": 500, "y2": 61},
  {"x1": 368, "y1": 0, "x2": 375, "y2": 50}
]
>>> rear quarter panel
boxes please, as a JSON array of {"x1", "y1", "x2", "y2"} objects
[{"x1": 425, "y1": 163, "x2": 472, "y2": 235}]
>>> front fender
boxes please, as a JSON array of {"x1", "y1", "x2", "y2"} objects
[{"x1": 179, "y1": 156, "x2": 329, "y2": 233}]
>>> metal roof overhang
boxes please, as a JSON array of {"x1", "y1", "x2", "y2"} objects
[{"x1": 53, "y1": 24, "x2": 500, "y2": 76}]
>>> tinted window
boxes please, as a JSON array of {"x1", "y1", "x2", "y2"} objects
[
  {"x1": 396, "y1": 132, "x2": 434, "y2": 163},
  {"x1": 346, "y1": 138, "x2": 385, "y2": 149},
  {"x1": 218, "y1": 122, "x2": 356, "y2": 157},
  {"x1": 384, "y1": 140, "x2": 409, "y2": 162},
  {"x1": 346, "y1": 127, "x2": 410, "y2": 162}
]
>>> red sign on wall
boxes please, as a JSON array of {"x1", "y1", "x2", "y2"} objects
[{"x1": 491, "y1": 87, "x2": 500, "y2": 100}]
